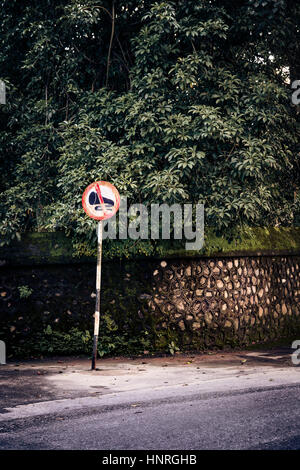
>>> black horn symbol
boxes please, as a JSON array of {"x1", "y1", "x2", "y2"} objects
[{"x1": 89, "y1": 192, "x2": 114, "y2": 211}]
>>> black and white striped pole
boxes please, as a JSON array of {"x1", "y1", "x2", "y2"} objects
[
  {"x1": 82, "y1": 181, "x2": 120, "y2": 371},
  {"x1": 92, "y1": 221, "x2": 103, "y2": 370}
]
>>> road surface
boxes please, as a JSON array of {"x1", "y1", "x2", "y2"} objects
[{"x1": 0, "y1": 349, "x2": 299, "y2": 450}]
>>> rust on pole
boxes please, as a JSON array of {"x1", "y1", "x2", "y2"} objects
[{"x1": 92, "y1": 220, "x2": 103, "y2": 370}]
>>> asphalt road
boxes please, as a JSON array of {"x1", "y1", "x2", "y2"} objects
[{"x1": 1, "y1": 382, "x2": 300, "y2": 450}]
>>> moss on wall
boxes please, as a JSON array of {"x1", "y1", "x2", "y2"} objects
[
  {"x1": 1, "y1": 227, "x2": 300, "y2": 358},
  {"x1": 1, "y1": 227, "x2": 300, "y2": 267},
  {"x1": 1, "y1": 254, "x2": 300, "y2": 358}
]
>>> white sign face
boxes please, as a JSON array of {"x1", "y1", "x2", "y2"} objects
[{"x1": 82, "y1": 181, "x2": 120, "y2": 221}]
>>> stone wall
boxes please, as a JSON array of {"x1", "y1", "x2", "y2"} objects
[
  {"x1": 1, "y1": 254, "x2": 300, "y2": 357},
  {"x1": 150, "y1": 255, "x2": 300, "y2": 348}
]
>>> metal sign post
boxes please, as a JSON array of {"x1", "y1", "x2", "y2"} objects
[
  {"x1": 82, "y1": 181, "x2": 120, "y2": 371},
  {"x1": 92, "y1": 221, "x2": 103, "y2": 370},
  {"x1": 0, "y1": 80, "x2": 6, "y2": 105},
  {"x1": 0, "y1": 340, "x2": 6, "y2": 365}
]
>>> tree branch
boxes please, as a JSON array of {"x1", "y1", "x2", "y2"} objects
[{"x1": 106, "y1": 1, "x2": 115, "y2": 87}]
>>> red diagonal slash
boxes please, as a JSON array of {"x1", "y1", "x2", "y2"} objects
[{"x1": 95, "y1": 183, "x2": 106, "y2": 216}]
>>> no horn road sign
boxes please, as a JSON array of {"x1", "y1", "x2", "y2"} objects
[
  {"x1": 82, "y1": 181, "x2": 120, "y2": 221},
  {"x1": 81, "y1": 180, "x2": 120, "y2": 370}
]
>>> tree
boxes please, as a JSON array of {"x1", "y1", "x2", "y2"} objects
[{"x1": 0, "y1": 0, "x2": 299, "y2": 250}]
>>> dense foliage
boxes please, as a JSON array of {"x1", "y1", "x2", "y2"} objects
[{"x1": 0, "y1": 0, "x2": 299, "y2": 251}]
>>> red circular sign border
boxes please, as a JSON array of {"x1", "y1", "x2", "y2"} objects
[{"x1": 82, "y1": 181, "x2": 120, "y2": 221}]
